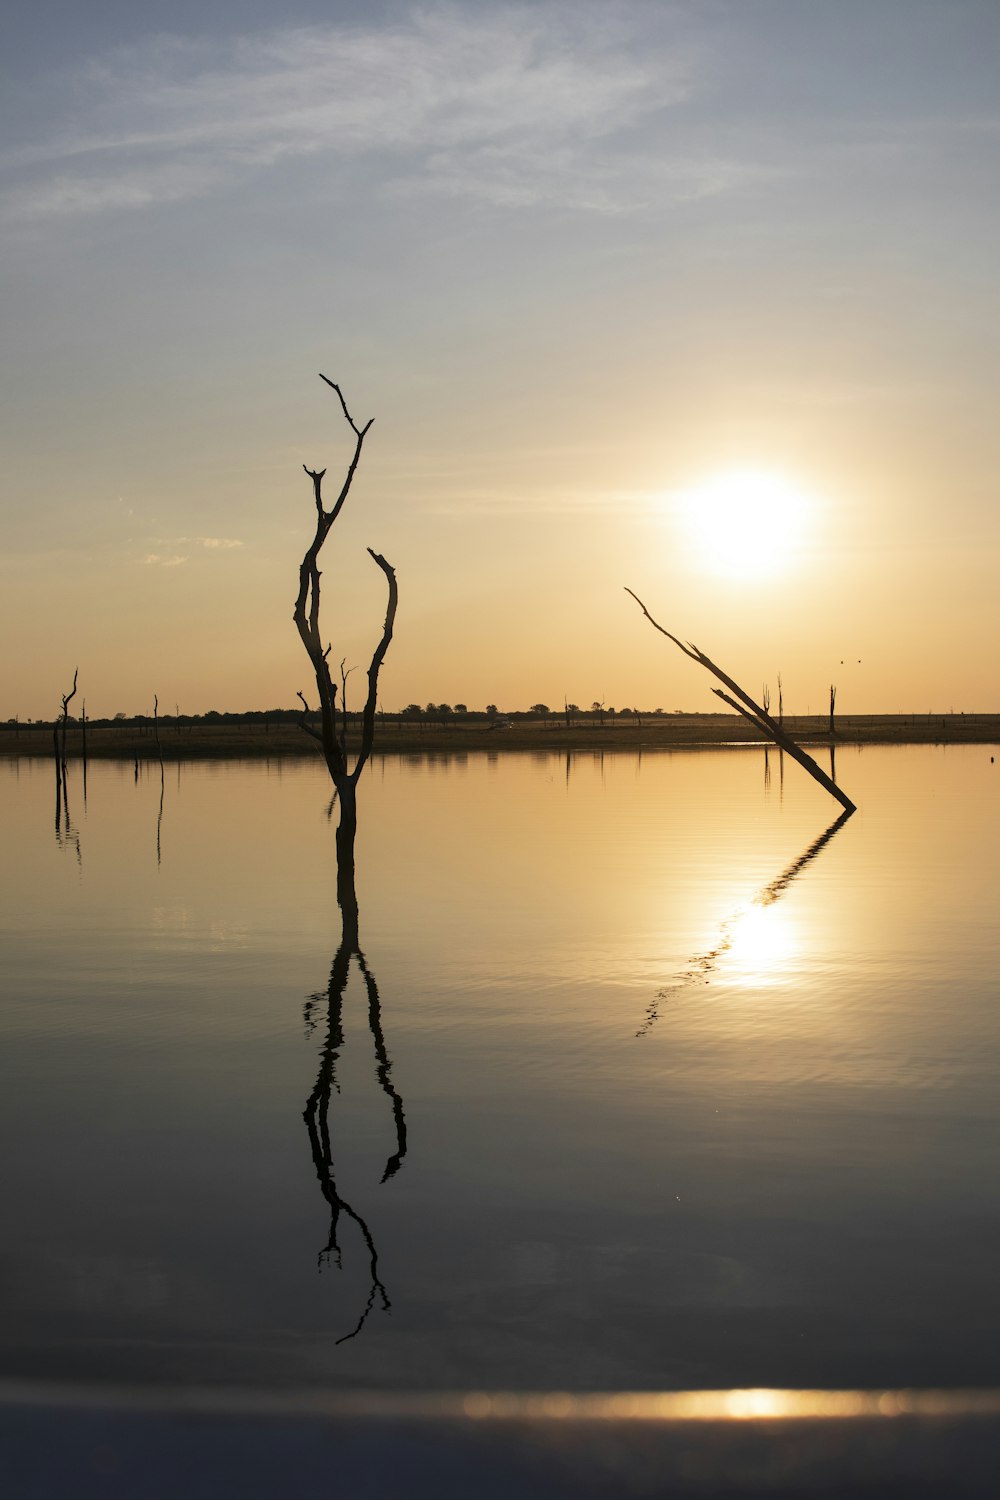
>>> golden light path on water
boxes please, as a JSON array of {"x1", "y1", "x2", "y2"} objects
[
  {"x1": 718, "y1": 903, "x2": 799, "y2": 988},
  {"x1": 6, "y1": 1380, "x2": 1000, "y2": 1423}
]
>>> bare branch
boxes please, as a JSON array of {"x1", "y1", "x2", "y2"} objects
[
  {"x1": 318, "y1": 374, "x2": 374, "y2": 440},
  {"x1": 60, "y1": 667, "x2": 79, "y2": 718},
  {"x1": 303, "y1": 466, "x2": 326, "y2": 515},
  {"x1": 338, "y1": 659, "x2": 357, "y2": 757},
  {"x1": 59, "y1": 667, "x2": 79, "y2": 772},
  {"x1": 296, "y1": 690, "x2": 323, "y2": 743},
  {"x1": 713, "y1": 688, "x2": 772, "y2": 737},
  {"x1": 293, "y1": 379, "x2": 383, "y2": 790},
  {"x1": 626, "y1": 588, "x2": 856, "y2": 814},
  {"x1": 623, "y1": 590, "x2": 701, "y2": 664},
  {"x1": 350, "y1": 550, "x2": 398, "y2": 786}
]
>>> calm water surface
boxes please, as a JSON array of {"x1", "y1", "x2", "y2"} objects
[{"x1": 2, "y1": 745, "x2": 999, "y2": 1391}]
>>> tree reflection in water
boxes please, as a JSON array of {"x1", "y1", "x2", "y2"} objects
[
  {"x1": 302, "y1": 857, "x2": 407, "y2": 1343},
  {"x1": 54, "y1": 759, "x2": 81, "y2": 865},
  {"x1": 639, "y1": 807, "x2": 854, "y2": 1036}
]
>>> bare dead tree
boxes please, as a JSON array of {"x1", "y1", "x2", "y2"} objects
[
  {"x1": 829, "y1": 683, "x2": 838, "y2": 737},
  {"x1": 762, "y1": 683, "x2": 771, "y2": 716},
  {"x1": 777, "y1": 672, "x2": 784, "y2": 728},
  {"x1": 52, "y1": 673, "x2": 81, "y2": 861},
  {"x1": 294, "y1": 377, "x2": 397, "y2": 903},
  {"x1": 625, "y1": 590, "x2": 856, "y2": 814},
  {"x1": 59, "y1": 668, "x2": 78, "y2": 772},
  {"x1": 152, "y1": 694, "x2": 164, "y2": 765}
]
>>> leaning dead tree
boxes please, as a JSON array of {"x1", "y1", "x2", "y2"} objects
[
  {"x1": 294, "y1": 377, "x2": 398, "y2": 896},
  {"x1": 625, "y1": 590, "x2": 856, "y2": 814}
]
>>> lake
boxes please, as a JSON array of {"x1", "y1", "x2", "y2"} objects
[{"x1": 2, "y1": 743, "x2": 999, "y2": 1394}]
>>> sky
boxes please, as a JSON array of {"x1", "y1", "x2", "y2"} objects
[{"x1": 3, "y1": 0, "x2": 1000, "y2": 719}]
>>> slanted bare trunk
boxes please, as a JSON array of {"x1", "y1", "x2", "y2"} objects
[{"x1": 626, "y1": 590, "x2": 856, "y2": 814}]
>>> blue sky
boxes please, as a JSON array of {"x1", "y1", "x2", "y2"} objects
[{"x1": 3, "y1": 1, "x2": 1000, "y2": 716}]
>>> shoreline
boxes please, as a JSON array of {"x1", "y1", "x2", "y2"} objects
[{"x1": 3, "y1": 713, "x2": 1000, "y2": 761}]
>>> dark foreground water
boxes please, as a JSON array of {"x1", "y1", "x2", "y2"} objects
[{"x1": 2, "y1": 744, "x2": 999, "y2": 1391}]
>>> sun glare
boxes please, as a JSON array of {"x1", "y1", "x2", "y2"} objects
[
  {"x1": 726, "y1": 905, "x2": 798, "y2": 987},
  {"x1": 675, "y1": 471, "x2": 811, "y2": 580}
]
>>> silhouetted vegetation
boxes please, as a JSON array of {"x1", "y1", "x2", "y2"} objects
[{"x1": 5, "y1": 706, "x2": 1000, "y2": 759}]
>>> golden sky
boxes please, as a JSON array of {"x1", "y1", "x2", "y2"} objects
[{"x1": 3, "y1": 2, "x2": 999, "y2": 718}]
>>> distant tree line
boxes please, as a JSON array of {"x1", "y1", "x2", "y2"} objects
[{"x1": 4, "y1": 703, "x2": 697, "y2": 732}]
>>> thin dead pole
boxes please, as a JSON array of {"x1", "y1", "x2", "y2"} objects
[
  {"x1": 625, "y1": 589, "x2": 856, "y2": 814},
  {"x1": 60, "y1": 668, "x2": 79, "y2": 772},
  {"x1": 152, "y1": 695, "x2": 165, "y2": 866}
]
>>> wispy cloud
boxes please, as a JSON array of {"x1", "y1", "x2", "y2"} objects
[
  {"x1": 141, "y1": 537, "x2": 242, "y2": 564},
  {"x1": 2, "y1": 5, "x2": 699, "y2": 223},
  {"x1": 182, "y1": 536, "x2": 243, "y2": 549}
]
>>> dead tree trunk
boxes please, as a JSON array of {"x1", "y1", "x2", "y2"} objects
[
  {"x1": 60, "y1": 668, "x2": 78, "y2": 771},
  {"x1": 829, "y1": 683, "x2": 837, "y2": 737},
  {"x1": 625, "y1": 590, "x2": 856, "y2": 814},
  {"x1": 293, "y1": 377, "x2": 398, "y2": 893}
]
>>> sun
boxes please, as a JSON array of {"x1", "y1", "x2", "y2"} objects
[{"x1": 675, "y1": 471, "x2": 811, "y2": 579}]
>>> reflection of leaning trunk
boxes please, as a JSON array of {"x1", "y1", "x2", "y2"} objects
[{"x1": 638, "y1": 806, "x2": 854, "y2": 1036}]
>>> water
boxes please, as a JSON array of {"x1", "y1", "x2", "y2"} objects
[{"x1": 2, "y1": 744, "x2": 999, "y2": 1392}]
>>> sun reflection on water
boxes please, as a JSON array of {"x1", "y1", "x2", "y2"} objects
[{"x1": 725, "y1": 903, "x2": 799, "y2": 987}]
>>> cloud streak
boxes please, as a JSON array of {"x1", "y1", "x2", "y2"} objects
[
  {"x1": 141, "y1": 537, "x2": 243, "y2": 565},
  {"x1": 2, "y1": 5, "x2": 699, "y2": 223}
]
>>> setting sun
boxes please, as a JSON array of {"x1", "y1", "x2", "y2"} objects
[{"x1": 675, "y1": 471, "x2": 813, "y2": 580}]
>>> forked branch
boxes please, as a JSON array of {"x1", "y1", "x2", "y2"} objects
[{"x1": 293, "y1": 378, "x2": 396, "y2": 793}]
